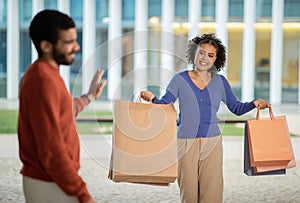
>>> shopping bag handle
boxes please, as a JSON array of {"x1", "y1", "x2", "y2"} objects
[
  {"x1": 136, "y1": 95, "x2": 142, "y2": 103},
  {"x1": 136, "y1": 95, "x2": 152, "y2": 104},
  {"x1": 256, "y1": 106, "x2": 275, "y2": 120}
]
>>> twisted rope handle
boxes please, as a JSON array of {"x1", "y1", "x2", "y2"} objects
[{"x1": 256, "y1": 105, "x2": 275, "y2": 120}]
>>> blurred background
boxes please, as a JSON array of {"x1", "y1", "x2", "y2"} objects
[
  {"x1": 1, "y1": 3, "x2": 300, "y2": 202},
  {"x1": 0, "y1": 0, "x2": 300, "y2": 104}
]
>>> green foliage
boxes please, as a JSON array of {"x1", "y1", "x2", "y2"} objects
[
  {"x1": 0, "y1": 110, "x2": 18, "y2": 133},
  {"x1": 0, "y1": 109, "x2": 298, "y2": 136},
  {"x1": 76, "y1": 122, "x2": 112, "y2": 134},
  {"x1": 220, "y1": 123, "x2": 244, "y2": 136}
]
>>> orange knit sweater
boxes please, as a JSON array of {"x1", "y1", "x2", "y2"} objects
[{"x1": 18, "y1": 60, "x2": 91, "y2": 203}]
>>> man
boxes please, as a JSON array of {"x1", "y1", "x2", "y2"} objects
[{"x1": 18, "y1": 10, "x2": 106, "y2": 203}]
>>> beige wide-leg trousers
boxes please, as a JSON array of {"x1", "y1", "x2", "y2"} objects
[
  {"x1": 177, "y1": 136, "x2": 223, "y2": 203},
  {"x1": 23, "y1": 176, "x2": 79, "y2": 203}
]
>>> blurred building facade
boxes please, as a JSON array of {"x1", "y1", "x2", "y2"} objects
[{"x1": 0, "y1": 0, "x2": 299, "y2": 104}]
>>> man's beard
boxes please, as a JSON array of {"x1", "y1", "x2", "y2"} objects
[{"x1": 52, "y1": 48, "x2": 75, "y2": 66}]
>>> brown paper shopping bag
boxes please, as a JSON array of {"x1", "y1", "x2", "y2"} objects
[
  {"x1": 108, "y1": 100, "x2": 178, "y2": 185},
  {"x1": 247, "y1": 106, "x2": 296, "y2": 172}
]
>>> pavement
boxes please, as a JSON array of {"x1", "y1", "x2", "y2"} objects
[
  {"x1": 0, "y1": 134, "x2": 300, "y2": 203},
  {"x1": 0, "y1": 99, "x2": 300, "y2": 202}
]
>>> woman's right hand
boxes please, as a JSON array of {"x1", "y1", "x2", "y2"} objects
[{"x1": 140, "y1": 90, "x2": 155, "y2": 102}]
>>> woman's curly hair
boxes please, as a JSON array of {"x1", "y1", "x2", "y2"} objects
[{"x1": 185, "y1": 33, "x2": 226, "y2": 72}]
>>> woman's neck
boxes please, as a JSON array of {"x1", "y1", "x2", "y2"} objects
[{"x1": 192, "y1": 69, "x2": 211, "y2": 81}]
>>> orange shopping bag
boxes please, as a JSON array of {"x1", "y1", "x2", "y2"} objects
[
  {"x1": 247, "y1": 106, "x2": 296, "y2": 172},
  {"x1": 244, "y1": 123, "x2": 286, "y2": 176}
]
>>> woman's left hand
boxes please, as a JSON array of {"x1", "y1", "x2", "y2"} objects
[{"x1": 253, "y1": 99, "x2": 271, "y2": 109}]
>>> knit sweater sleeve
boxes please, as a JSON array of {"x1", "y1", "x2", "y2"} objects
[
  {"x1": 221, "y1": 75, "x2": 256, "y2": 115},
  {"x1": 73, "y1": 96, "x2": 90, "y2": 117},
  {"x1": 27, "y1": 74, "x2": 91, "y2": 203},
  {"x1": 153, "y1": 74, "x2": 179, "y2": 104}
]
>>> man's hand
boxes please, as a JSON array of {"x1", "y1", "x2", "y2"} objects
[{"x1": 87, "y1": 68, "x2": 107, "y2": 102}]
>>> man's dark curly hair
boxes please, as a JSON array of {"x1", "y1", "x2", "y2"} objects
[
  {"x1": 185, "y1": 33, "x2": 226, "y2": 72},
  {"x1": 29, "y1": 9, "x2": 76, "y2": 57}
]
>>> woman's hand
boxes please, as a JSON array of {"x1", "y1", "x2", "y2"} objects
[
  {"x1": 140, "y1": 90, "x2": 155, "y2": 102},
  {"x1": 253, "y1": 99, "x2": 271, "y2": 109}
]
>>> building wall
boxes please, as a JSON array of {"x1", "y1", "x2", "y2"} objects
[{"x1": 0, "y1": 0, "x2": 300, "y2": 104}]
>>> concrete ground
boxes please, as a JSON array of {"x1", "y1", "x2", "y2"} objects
[
  {"x1": 0, "y1": 135, "x2": 299, "y2": 203},
  {"x1": 0, "y1": 100, "x2": 299, "y2": 202}
]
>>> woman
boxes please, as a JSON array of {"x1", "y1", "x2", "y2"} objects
[{"x1": 140, "y1": 33, "x2": 270, "y2": 203}]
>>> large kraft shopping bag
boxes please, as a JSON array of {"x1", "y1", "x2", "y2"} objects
[
  {"x1": 108, "y1": 100, "x2": 178, "y2": 185},
  {"x1": 244, "y1": 123, "x2": 286, "y2": 176},
  {"x1": 247, "y1": 106, "x2": 295, "y2": 172}
]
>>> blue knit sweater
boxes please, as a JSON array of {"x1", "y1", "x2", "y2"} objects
[{"x1": 153, "y1": 70, "x2": 256, "y2": 138}]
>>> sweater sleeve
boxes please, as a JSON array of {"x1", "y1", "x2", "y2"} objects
[
  {"x1": 221, "y1": 75, "x2": 256, "y2": 116},
  {"x1": 153, "y1": 90, "x2": 177, "y2": 104},
  {"x1": 28, "y1": 77, "x2": 91, "y2": 203},
  {"x1": 73, "y1": 96, "x2": 90, "y2": 117},
  {"x1": 152, "y1": 75, "x2": 179, "y2": 104}
]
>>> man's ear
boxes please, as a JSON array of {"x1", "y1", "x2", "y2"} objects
[{"x1": 40, "y1": 40, "x2": 53, "y2": 54}]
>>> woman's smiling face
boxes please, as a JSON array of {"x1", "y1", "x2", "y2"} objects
[{"x1": 193, "y1": 43, "x2": 217, "y2": 71}]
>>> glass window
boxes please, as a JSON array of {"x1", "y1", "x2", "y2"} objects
[
  {"x1": 256, "y1": 0, "x2": 272, "y2": 21},
  {"x1": 254, "y1": 28, "x2": 271, "y2": 101},
  {"x1": 70, "y1": 30, "x2": 82, "y2": 96},
  {"x1": 20, "y1": 31, "x2": 31, "y2": 76},
  {"x1": 227, "y1": 28, "x2": 243, "y2": 99},
  {"x1": 148, "y1": 0, "x2": 161, "y2": 29},
  {"x1": 148, "y1": 0, "x2": 161, "y2": 18},
  {"x1": 44, "y1": 0, "x2": 57, "y2": 9},
  {"x1": 0, "y1": 0, "x2": 6, "y2": 84},
  {"x1": 282, "y1": 28, "x2": 300, "y2": 103},
  {"x1": 147, "y1": 29, "x2": 161, "y2": 96},
  {"x1": 96, "y1": 0, "x2": 109, "y2": 25},
  {"x1": 228, "y1": 0, "x2": 243, "y2": 22},
  {"x1": 70, "y1": 1, "x2": 83, "y2": 96},
  {"x1": 0, "y1": 31, "x2": 6, "y2": 74},
  {"x1": 0, "y1": 0, "x2": 7, "y2": 27},
  {"x1": 95, "y1": 29, "x2": 108, "y2": 99},
  {"x1": 122, "y1": 0, "x2": 135, "y2": 21},
  {"x1": 120, "y1": 30, "x2": 134, "y2": 99},
  {"x1": 284, "y1": 0, "x2": 300, "y2": 20},
  {"x1": 70, "y1": 0, "x2": 83, "y2": 27},
  {"x1": 19, "y1": 0, "x2": 32, "y2": 28},
  {"x1": 19, "y1": 0, "x2": 32, "y2": 79},
  {"x1": 175, "y1": 0, "x2": 188, "y2": 18},
  {"x1": 0, "y1": 31, "x2": 6, "y2": 97},
  {"x1": 174, "y1": 0, "x2": 188, "y2": 35},
  {"x1": 202, "y1": 0, "x2": 215, "y2": 22}
]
